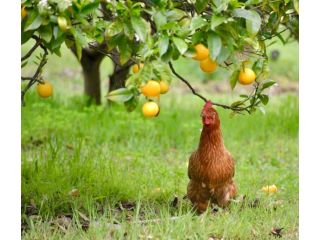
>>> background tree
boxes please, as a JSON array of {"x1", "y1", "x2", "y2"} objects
[{"x1": 21, "y1": 0, "x2": 299, "y2": 112}]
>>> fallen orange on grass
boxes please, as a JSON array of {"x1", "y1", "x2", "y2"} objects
[{"x1": 262, "y1": 184, "x2": 278, "y2": 193}]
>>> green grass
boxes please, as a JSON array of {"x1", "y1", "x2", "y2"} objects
[{"x1": 22, "y1": 91, "x2": 298, "y2": 239}]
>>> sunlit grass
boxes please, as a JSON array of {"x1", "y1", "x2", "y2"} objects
[{"x1": 22, "y1": 91, "x2": 298, "y2": 239}]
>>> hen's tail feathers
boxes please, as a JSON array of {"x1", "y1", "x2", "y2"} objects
[{"x1": 211, "y1": 181, "x2": 237, "y2": 208}]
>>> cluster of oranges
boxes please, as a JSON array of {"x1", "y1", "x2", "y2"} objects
[
  {"x1": 32, "y1": 43, "x2": 256, "y2": 111},
  {"x1": 132, "y1": 64, "x2": 170, "y2": 118},
  {"x1": 192, "y1": 43, "x2": 256, "y2": 85},
  {"x1": 192, "y1": 44, "x2": 218, "y2": 73}
]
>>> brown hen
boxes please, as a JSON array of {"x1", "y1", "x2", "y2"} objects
[{"x1": 187, "y1": 101, "x2": 237, "y2": 214}]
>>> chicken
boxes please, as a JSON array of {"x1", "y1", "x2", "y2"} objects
[{"x1": 187, "y1": 101, "x2": 237, "y2": 214}]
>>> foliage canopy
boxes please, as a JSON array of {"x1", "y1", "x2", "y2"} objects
[{"x1": 21, "y1": 0, "x2": 299, "y2": 113}]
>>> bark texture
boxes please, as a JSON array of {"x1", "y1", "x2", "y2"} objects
[
  {"x1": 80, "y1": 49, "x2": 105, "y2": 105},
  {"x1": 72, "y1": 43, "x2": 134, "y2": 105}
]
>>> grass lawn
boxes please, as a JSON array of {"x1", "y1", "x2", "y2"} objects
[{"x1": 22, "y1": 90, "x2": 298, "y2": 239}]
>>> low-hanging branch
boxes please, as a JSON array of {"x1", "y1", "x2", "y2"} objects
[
  {"x1": 168, "y1": 61, "x2": 260, "y2": 114},
  {"x1": 21, "y1": 42, "x2": 48, "y2": 105},
  {"x1": 21, "y1": 36, "x2": 41, "y2": 62}
]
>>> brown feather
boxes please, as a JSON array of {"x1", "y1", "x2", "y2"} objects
[{"x1": 187, "y1": 105, "x2": 237, "y2": 214}]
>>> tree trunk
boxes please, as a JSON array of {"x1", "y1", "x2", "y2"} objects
[
  {"x1": 109, "y1": 65, "x2": 131, "y2": 92},
  {"x1": 80, "y1": 50, "x2": 105, "y2": 105},
  {"x1": 72, "y1": 44, "x2": 134, "y2": 105}
]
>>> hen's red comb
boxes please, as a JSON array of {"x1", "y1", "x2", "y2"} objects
[{"x1": 203, "y1": 100, "x2": 213, "y2": 111}]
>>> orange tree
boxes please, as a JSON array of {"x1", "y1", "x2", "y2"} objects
[{"x1": 21, "y1": 0, "x2": 298, "y2": 113}]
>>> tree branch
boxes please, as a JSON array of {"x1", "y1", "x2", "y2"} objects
[
  {"x1": 21, "y1": 38, "x2": 41, "y2": 62},
  {"x1": 21, "y1": 42, "x2": 49, "y2": 105},
  {"x1": 168, "y1": 61, "x2": 208, "y2": 103},
  {"x1": 168, "y1": 61, "x2": 262, "y2": 114}
]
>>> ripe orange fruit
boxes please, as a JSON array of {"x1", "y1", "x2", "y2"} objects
[
  {"x1": 269, "y1": 185, "x2": 278, "y2": 193},
  {"x1": 238, "y1": 68, "x2": 256, "y2": 85},
  {"x1": 200, "y1": 57, "x2": 218, "y2": 73},
  {"x1": 192, "y1": 44, "x2": 209, "y2": 61},
  {"x1": 159, "y1": 81, "x2": 169, "y2": 94},
  {"x1": 21, "y1": 6, "x2": 27, "y2": 19},
  {"x1": 37, "y1": 81, "x2": 53, "y2": 98},
  {"x1": 262, "y1": 185, "x2": 278, "y2": 193},
  {"x1": 132, "y1": 63, "x2": 144, "y2": 73},
  {"x1": 57, "y1": 16, "x2": 68, "y2": 32},
  {"x1": 140, "y1": 80, "x2": 161, "y2": 97},
  {"x1": 142, "y1": 102, "x2": 159, "y2": 117}
]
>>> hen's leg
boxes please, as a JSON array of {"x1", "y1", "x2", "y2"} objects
[
  {"x1": 187, "y1": 180, "x2": 210, "y2": 214},
  {"x1": 211, "y1": 180, "x2": 237, "y2": 208}
]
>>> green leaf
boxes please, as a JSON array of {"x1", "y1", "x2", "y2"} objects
[
  {"x1": 210, "y1": 15, "x2": 226, "y2": 30},
  {"x1": 232, "y1": 9, "x2": 261, "y2": 36},
  {"x1": 172, "y1": 37, "x2": 188, "y2": 55},
  {"x1": 195, "y1": 0, "x2": 209, "y2": 13},
  {"x1": 131, "y1": 16, "x2": 148, "y2": 42},
  {"x1": 191, "y1": 31, "x2": 204, "y2": 45},
  {"x1": 293, "y1": 0, "x2": 299, "y2": 14},
  {"x1": 161, "y1": 45, "x2": 173, "y2": 62},
  {"x1": 81, "y1": 0, "x2": 99, "y2": 14},
  {"x1": 160, "y1": 21, "x2": 177, "y2": 30},
  {"x1": 153, "y1": 62, "x2": 172, "y2": 83},
  {"x1": 231, "y1": 101, "x2": 244, "y2": 107},
  {"x1": 106, "y1": 21, "x2": 123, "y2": 37},
  {"x1": 50, "y1": 34, "x2": 65, "y2": 51},
  {"x1": 158, "y1": 35, "x2": 169, "y2": 56},
  {"x1": 207, "y1": 32, "x2": 222, "y2": 60},
  {"x1": 25, "y1": 14, "x2": 42, "y2": 31},
  {"x1": 117, "y1": 35, "x2": 132, "y2": 65},
  {"x1": 153, "y1": 11, "x2": 167, "y2": 29},
  {"x1": 261, "y1": 80, "x2": 276, "y2": 91},
  {"x1": 259, "y1": 94, "x2": 269, "y2": 105},
  {"x1": 70, "y1": 28, "x2": 87, "y2": 61},
  {"x1": 190, "y1": 16, "x2": 207, "y2": 31},
  {"x1": 165, "y1": 9, "x2": 186, "y2": 21},
  {"x1": 75, "y1": 40, "x2": 82, "y2": 60},
  {"x1": 140, "y1": 64, "x2": 153, "y2": 84},
  {"x1": 252, "y1": 59, "x2": 264, "y2": 73},
  {"x1": 213, "y1": 0, "x2": 230, "y2": 13},
  {"x1": 124, "y1": 96, "x2": 139, "y2": 112},
  {"x1": 229, "y1": 70, "x2": 239, "y2": 90},
  {"x1": 107, "y1": 88, "x2": 133, "y2": 103},
  {"x1": 38, "y1": 25, "x2": 52, "y2": 43},
  {"x1": 246, "y1": 10, "x2": 261, "y2": 36},
  {"x1": 21, "y1": 30, "x2": 34, "y2": 45},
  {"x1": 216, "y1": 46, "x2": 231, "y2": 64},
  {"x1": 276, "y1": 32, "x2": 286, "y2": 44},
  {"x1": 123, "y1": 20, "x2": 135, "y2": 39}
]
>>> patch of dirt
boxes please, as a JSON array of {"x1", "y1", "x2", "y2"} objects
[
  {"x1": 170, "y1": 196, "x2": 179, "y2": 208},
  {"x1": 270, "y1": 227, "x2": 284, "y2": 238},
  {"x1": 115, "y1": 201, "x2": 136, "y2": 211},
  {"x1": 22, "y1": 136, "x2": 45, "y2": 150}
]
